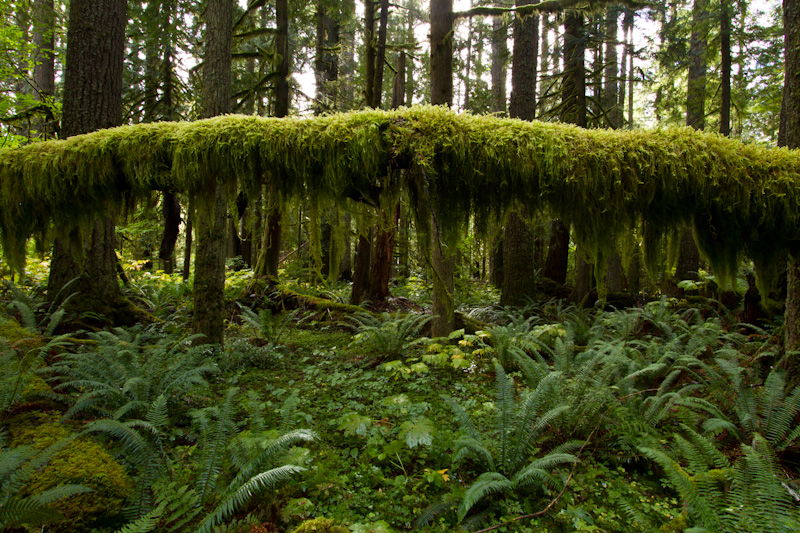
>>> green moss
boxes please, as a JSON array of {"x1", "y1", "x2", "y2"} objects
[
  {"x1": 2, "y1": 106, "x2": 800, "y2": 288},
  {"x1": 12, "y1": 412, "x2": 134, "y2": 531},
  {"x1": 290, "y1": 517, "x2": 349, "y2": 533}
]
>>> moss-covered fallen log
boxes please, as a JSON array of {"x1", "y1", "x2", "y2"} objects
[{"x1": 2, "y1": 106, "x2": 799, "y2": 285}]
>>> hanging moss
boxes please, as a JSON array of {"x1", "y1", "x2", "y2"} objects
[{"x1": 2, "y1": 106, "x2": 800, "y2": 288}]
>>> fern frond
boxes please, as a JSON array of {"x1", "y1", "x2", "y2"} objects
[
  {"x1": 452, "y1": 436, "x2": 495, "y2": 472},
  {"x1": 198, "y1": 465, "x2": 306, "y2": 533},
  {"x1": 457, "y1": 472, "x2": 513, "y2": 523},
  {"x1": 414, "y1": 500, "x2": 457, "y2": 528},
  {"x1": 228, "y1": 429, "x2": 316, "y2": 492},
  {"x1": 443, "y1": 395, "x2": 481, "y2": 441},
  {"x1": 196, "y1": 387, "x2": 238, "y2": 504}
]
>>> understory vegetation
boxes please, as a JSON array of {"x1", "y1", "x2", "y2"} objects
[{"x1": 2, "y1": 257, "x2": 800, "y2": 533}]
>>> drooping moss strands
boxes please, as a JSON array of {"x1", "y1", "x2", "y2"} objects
[{"x1": 2, "y1": 106, "x2": 800, "y2": 289}]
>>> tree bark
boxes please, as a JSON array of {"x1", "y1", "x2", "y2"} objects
[
  {"x1": 720, "y1": 0, "x2": 732, "y2": 136},
  {"x1": 32, "y1": 0, "x2": 56, "y2": 139},
  {"x1": 429, "y1": 0, "x2": 455, "y2": 336},
  {"x1": 364, "y1": 0, "x2": 376, "y2": 106},
  {"x1": 603, "y1": 6, "x2": 621, "y2": 128},
  {"x1": 47, "y1": 0, "x2": 131, "y2": 324},
  {"x1": 158, "y1": 192, "x2": 181, "y2": 274},
  {"x1": 543, "y1": 220, "x2": 569, "y2": 284},
  {"x1": 372, "y1": 0, "x2": 390, "y2": 108},
  {"x1": 350, "y1": 229, "x2": 372, "y2": 304},
  {"x1": 781, "y1": 0, "x2": 800, "y2": 380},
  {"x1": 275, "y1": 0, "x2": 289, "y2": 117},
  {"x1": 502, "y1": 0, "x2": 540, "y2": 306},
  {"x1": 501, "y1": 211, "x2": 537, "y2": 306},
  {"x1": 192, "y1": 0, "x2": 233, "y2": 345},
  {"x1": 367, "y1": 205, "x2": 399, "y2": 301},
  {"x1": 686, "y1": 0, "x2": 708, "y2": 130}
]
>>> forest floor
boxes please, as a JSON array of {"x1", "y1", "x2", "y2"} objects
[{"x1": 1, "y1": 261, "x2": 798, "y2": 532}]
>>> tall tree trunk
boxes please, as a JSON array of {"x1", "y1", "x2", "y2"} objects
[
  {"x1": 671, "y1": 0, "x2": 708, "y2": 295},
  {"x1": 491, "y1": 9, "x2": 508, "y2": 114},
  {"x1": 372, "y1": 0, "x2": 390, "y2": 108},
  {"x1": 686, "y1": 0, "x2": 708, "y2": 130},
  {"x1": 502, "y1": 0, "x2": 539, "y2": 306},
  {"x1": 315, "y1": 0, "x2": 340, "y2": 113},
  {"x1": 603, "y1": 6, "x2": 621, "y2": 128},
  {"x1": 32, "y1": 0, "x2": 55, "y2": 139},
  {"x1": 275, "y1": 0, "x2": 289, "y2": 117},
  {"x1": 780, "y1": 0, "x2": 800, "y2": 380},
  {"x1": 429, "y1": 0, "x2": 455, "y2": 336},
  {"x1": 350, "y1": 229, "x2": 372, "y2": 304},
  {"x1": 192, "y1": 0, "x2": 233, "y2": 345},
  {"x1": 47, "y1": 0, "x2": 131, "y2": 324},
  {"x1": 159, "y1": 192, "x2": 181, "y2": 274},
  {"x1": 538, "y1": 14, "x2": 549, "y2": 117},
  {"x1": 720, "y1": 0, "x2": 732, "y2": 136},
  {"x1": 544, "y1": 11, "x2": 585, "y2": 294},
  {"x1": 253, "y1": 0, "x2": 289, "y2": 281},
  {"x1": 367, "y1": 205, "x2": 399, "y2": 301},
  {"x1": 364, "y1": 0, "x2": 376, "y2": 106}
]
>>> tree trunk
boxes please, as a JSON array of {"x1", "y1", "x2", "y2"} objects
[
  {"x1": 275, "y1": 0, "x2": 290, "y2": 117},
  {"x1": 781, "y1": 0, "x2": 800, "y2": 381},
  {"x1": 543, "y1": 220, "x2": 569, "y2": 284},
  {"x1": 671, "y1": 0, "x2": 707, "y2": 297},
  {"x1": 350, "y1": 229, "x2": 372, "y2": 305},
  {"x1": 364, "y1": 0, "x2": 376, "y2": 106},
  {"x1": 32, "y1": 0, "x2": 56, "y2": 139},
  {"x1": 367, "y1": 205, "x2": 399, "y2": 301},
  {"x1": 720, "y1": 0, "x2": 732, "y2": 136},
  {"x1": 429, "y1": 0, "x2": 455, "y2": 336},
  {"x1": 47, "y1": 0, "x2": 131, "y2": 324},
  {"x1": 686, "y1": 0, "x2": 708, "y2": 130},
  {"x1": 192, "y1": 0, "x2": 233, "y2": 345},
  {"x1": 538, "y1": 14, "x2": 549, "y2": 117},
  {"x1": 158, "y1": 192, "x2": 181, "y2": 274},
  {"x1": 603, "y1": 6, "x2": 621, "y2": 128},
  {"x1": 501, "y1": 211, "x2": 537, "y2": 306},
  {"x1": 502, "y1": 0, "x2": 539, "y2": 306},
  {"x1": 372, "y1": 0, "x2": 390, "y2": 108},
  {"x1": 570, "y1": 249, "x2": 593, "y2": 305},
  {"x1": 315, "y1": 0, "x2": 340, "y2": 113}
]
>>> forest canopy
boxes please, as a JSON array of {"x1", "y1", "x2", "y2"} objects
[{"x1": 2, "y1": 105, "x2": 799, "y2": 287}]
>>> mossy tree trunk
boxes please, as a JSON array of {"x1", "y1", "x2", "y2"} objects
[
  {"x1": 192, "y1": 0, "x2": 232, "y2": 345},
  {"x1": 501, "y1": 0, "x2": 539, "y2": 307},
  {"x1": 781, "y1": 0, "x2": 800, "y2": 382},
  {"x1": 47, "y1": 0, "x2": 132, "y2": 324},
  {"x1": 429, "y1": 0, "x2": 456, "y2": 336},
  {"x1": 367, "y1": 204, "x2": 399, "y2": 302},
  {"x1": 671, "y1": 0, "x2": 708, "y2": 294},
  {"x1": 350, "y1": 228, "x2": 372, "y2": 305}
]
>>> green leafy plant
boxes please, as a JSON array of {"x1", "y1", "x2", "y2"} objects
[
  {"x1": 348, "y1": 311, "x2": 433, "y2": 359},
  {"x1": 48, "y1": 328, "x2": 217, "y2": 421},
  {"x1": 420, "y1": 362, "x2": 578, "y2": 525},
  {"x1": 640, "y1": 425, "x2": 800, "y2": 532}
]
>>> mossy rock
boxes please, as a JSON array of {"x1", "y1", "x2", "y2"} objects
[
  {"x1": 0, "y1": 315, "x2": 39, "y2": 353},
  {"x1": 12, "y1": 412, "x2": 134, "y2": 531},
  {"x1": 290, "y1": 517, "x2": 349, "y2": 533}
]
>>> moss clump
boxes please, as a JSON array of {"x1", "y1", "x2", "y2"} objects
[
  {"x1": 0, "y1": 315, "x2": 36, "y2": 345},
  {"x1": 290, "y1": 517, "x2": 349, "y2": 533},
  {"x1": 12, "y1": 412, "x2": 134, "y2": 531}
]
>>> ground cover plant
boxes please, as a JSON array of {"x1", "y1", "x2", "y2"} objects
[{"x1": 2, "y1": 256, "x2": 800, "y2": 533}]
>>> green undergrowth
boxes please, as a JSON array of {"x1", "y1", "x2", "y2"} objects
[{"x1": 2, "y1": 272, "x2": 800, "y2": 531}]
